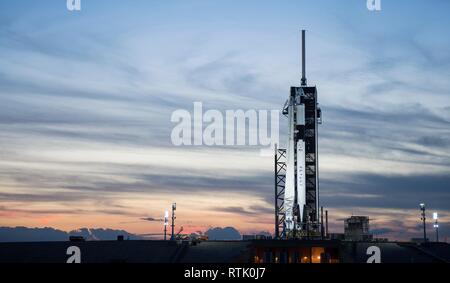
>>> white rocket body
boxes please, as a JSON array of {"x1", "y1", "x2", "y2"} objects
[
  {"x1": 284, "y1": 99, "x2": 295, "y2": 231},
  {"x1": 284, "y1": 93, "x2": 306, "y2": 232}
]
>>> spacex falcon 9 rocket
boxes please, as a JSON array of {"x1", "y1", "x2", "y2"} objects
[{"x1": 278, "y1": 30, "x2": 322, "y2": 238}]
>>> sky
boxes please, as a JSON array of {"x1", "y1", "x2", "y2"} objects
[{"x1": 0, "y1": 0, "x2": 449, "y2": 241}]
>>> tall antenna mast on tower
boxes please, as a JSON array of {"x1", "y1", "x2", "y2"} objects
[{"x1": 301, "y1": 29, "x2": 307, "y2": 86}]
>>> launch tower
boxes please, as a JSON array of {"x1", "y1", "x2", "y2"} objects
[{"x1": 275, "y1": 30, "x2": 322, "y2": 239}]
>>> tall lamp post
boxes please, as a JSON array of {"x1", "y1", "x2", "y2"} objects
[
  {"x1": 433, "y1": 212, "x2": 439, "y2": 242},
  {"x1": 420, "y1": 203, "x2": 427, "y2": 242},
  {"x1": 164, "y1": 210, "x2": 169, "y2": 240},
  {"x1": 170, "y1": 203, "x2": 176, "y2": 241}
]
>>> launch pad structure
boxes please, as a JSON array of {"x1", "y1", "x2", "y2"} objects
[{"x1": 275, "y1": 30, "x2": 323, "y2": 239}]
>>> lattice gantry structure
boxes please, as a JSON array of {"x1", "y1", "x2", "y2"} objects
[{"x1": 275, "y1": 30, "x2": 322, "y2": 239}]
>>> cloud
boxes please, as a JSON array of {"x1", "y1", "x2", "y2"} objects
[
  {"x1": 205, "y1": 227, "x2": 241, "y2": 240},
  {"x1": 321, "y1": 173, "x2": 450, "y2": 210},
  {"x1": 141, "y1": 217, "x2": 163, "y2": 222},
  {"x1": 0, "y1": 226, "x2": 141, "y2": 242},
  {"x1": 416, "y1": 136, "x2": 449, "y2": 148},
  {"x1": 0, "y1": 226, "x2": 67, "y2": 242},
  {"x1": 213, "y1": 205, "x2": 273, "y2": 217}
]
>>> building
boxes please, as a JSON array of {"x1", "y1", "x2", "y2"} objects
[{"x1": 344, "y1": 216, "x2": 372, "y2": 241}]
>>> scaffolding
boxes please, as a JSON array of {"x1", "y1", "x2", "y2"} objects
[{"x1": 274, "y1": 145, "x2": 286, "y2": 239}]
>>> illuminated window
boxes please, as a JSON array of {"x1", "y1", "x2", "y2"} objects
[{"x1": 311, "y1": 247, "x2": 325, "y2": 263}]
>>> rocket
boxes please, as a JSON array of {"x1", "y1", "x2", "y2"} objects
[{"x1": 284, "y1": 87, "x2": 307, "y2": 231}]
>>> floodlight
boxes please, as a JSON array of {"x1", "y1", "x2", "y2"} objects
[{"x1": 164, "y1": 210, "x2": 169, "y2": 226}]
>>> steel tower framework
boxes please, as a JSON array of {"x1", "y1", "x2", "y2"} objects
[
  {"x1": 274, "y1": 146, "x2": 286, "y2": 239},
  {"x1": 274, "y1": 30, "x2": 322, "y2": 239}
]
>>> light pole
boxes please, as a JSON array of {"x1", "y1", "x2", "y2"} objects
[
  {"x1": 420, "y1": 203, "x2": 426, "y2": 242},
  {"x1": 433, "y1": 212, "x2": 439, "y2": 242},
  {"x1": 164, "y1": 210, "x2": 169, "y2": 240},
  {"x1": 170, "y1": 203, "x2": 176, "y2": 241}
]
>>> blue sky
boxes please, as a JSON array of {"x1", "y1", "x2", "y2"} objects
[{"x1": 0, "y1": 0, "x2": 449, "y2": 240}]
